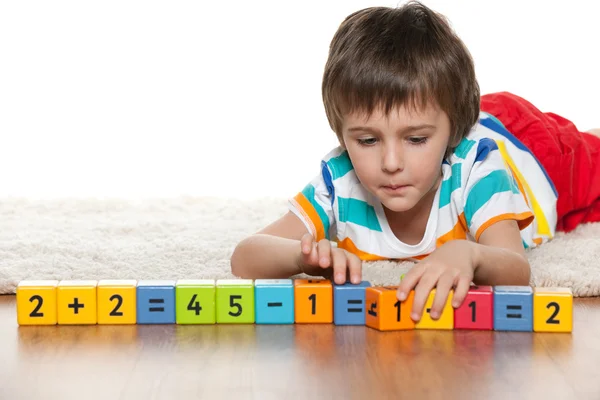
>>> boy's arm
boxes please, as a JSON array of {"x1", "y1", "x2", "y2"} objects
[
  {"x1": 230, "y1": 212, "x2": 309, "y2": 279},
  {"x1": 472, "y1": 219, "x2": 531, "y2": 286}
]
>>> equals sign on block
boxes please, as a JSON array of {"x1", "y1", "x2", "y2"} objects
[
  {"x1": 347, "y1": 299, "x2": 363, "y2": 313},
  {"x1": 149, "y1": 298, "x2": 165, "y2": 312},
  {"x1": 506, "y1": 305, "x2": 522, "y2": 319}
]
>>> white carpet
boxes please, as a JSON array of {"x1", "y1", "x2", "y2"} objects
[{"x1": 1, "y1": 197, "x2": 599, "y2": 297}]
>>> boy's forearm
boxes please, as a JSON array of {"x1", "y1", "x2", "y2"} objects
[
  {"x1": 471, "y1": 242, "x2": 531, "y2": 286},
  {"x1": 230, "y1": 234, "x2": 303, "y2": 279}
]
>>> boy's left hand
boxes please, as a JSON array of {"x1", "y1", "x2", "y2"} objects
[{"x1": 396, "y1": 240, "x2": 478, "y2": 321}]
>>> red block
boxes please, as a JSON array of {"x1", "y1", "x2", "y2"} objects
[{"x1": 454, "y1": 285, "x2": 493, "y2": 330}]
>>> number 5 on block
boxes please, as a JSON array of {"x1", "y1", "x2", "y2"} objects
[
  {"x1": 216, "y1": 279, "x2": 255, "y2": 323},
  {"x1": 16, "y1": 280, "x2": 59, "y2": 325}
]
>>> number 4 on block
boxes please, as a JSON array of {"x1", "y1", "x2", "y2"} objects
[{"x1": 176, "y1": 279, "x2": 216, "y2": 324}]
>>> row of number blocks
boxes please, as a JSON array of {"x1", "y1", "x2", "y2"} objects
[{"x1": 15, "y1": 279, "x2": 573, "y2": 332}]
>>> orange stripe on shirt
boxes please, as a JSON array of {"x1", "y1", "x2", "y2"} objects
[
  {"x1": 474, "y1": 211, "x2": 534, "y2": 242},
  {"x1": 336, "y1": 237, "x2": 388, "y2": 261},
  {"x1": 292, "y1": 193, "x2": 326, "y2": 241},
  {"x1": 436, "y1": 212, "x2": 468, "y2": 247}
]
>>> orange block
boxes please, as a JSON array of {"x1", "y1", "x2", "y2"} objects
[
  {"x1": 365, "y1": 286, "x2": 415, "y2": 331},
  {"x1": 294, "y1": 279, "x2": 333, "y2": 323}
]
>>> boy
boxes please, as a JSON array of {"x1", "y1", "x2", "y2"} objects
[{"x1": 230, "y1": 2, "x2": 600, "y2": 322}]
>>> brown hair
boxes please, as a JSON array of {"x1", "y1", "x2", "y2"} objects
[{"x1": 322, "y1": 1, "x2": 480, "y2": 156}]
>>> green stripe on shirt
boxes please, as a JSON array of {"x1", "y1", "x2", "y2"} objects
[
  {"x1": 439, "y1": 163, "x2": 462, "y2": 208},
  {"x1": 301, "y1": 184, "x2": 331, "y2": 240},
  {"x1": 337, "y1": 197, "x2": 382, "y2": 232},
  {"x1": 464, "y1": 169, "x2": 520, "y2": 227},
  {"x1": 326, "y1": 151, "x2": 353, "y2": 180}
]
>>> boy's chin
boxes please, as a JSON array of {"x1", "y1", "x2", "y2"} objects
[{"x1": 379, "y1": 197, "x2": 418, "y2": 213}]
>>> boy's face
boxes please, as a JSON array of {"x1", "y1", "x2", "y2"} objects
[{"x1": 340, "y1": 102, "x2": 451, "y2": 216}]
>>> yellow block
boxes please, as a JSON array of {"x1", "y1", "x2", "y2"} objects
[
  {"x1": 57, "y1": 280, "x2": 98, "y2": 325},
  {"x1": 97, "y1": 280, "x2": 137, "y2": 325},
  {"x1": 533, "y1": 287, "x2": 573, "y2": 333},
  {"x1": 16, "y1": 280, "x2": 59, "y2": 325},
  {"x1": 415, "y1": 289, "x2": 454, "y2": 330}
]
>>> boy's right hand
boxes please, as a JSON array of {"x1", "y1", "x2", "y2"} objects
[{"x1": 297, "y1": 233, "x2": 363, "y2": 285}]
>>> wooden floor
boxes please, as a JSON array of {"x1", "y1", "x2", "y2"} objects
[{"x1": 2, "y1": 295, "x2": 600, "y2": 400}]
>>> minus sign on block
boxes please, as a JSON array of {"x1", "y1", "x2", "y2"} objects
[{"x1": 267, "y1": 302, "x2": 283, "y2": 307}]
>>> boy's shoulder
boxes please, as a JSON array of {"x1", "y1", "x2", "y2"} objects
[{"x1": 447, "y1": 112, "x2": 505, "y2": 165}]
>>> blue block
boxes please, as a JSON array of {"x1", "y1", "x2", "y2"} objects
[
  {"x1": 136, "y1": 280, "x2": 176, "y2": 324},
  {"x1": 254, "y1": 279, "x2": 294, "y2": 324},
  {"x1": 493, "y1": 286, "x2": 533, "y2": 331},
  {"x1": 333, "y1": 281, "x2": 371, "y2": 325}
]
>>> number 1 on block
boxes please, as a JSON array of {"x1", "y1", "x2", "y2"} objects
[{"x1": 294, "y1": 279, "x2": 333, "y2": 323}]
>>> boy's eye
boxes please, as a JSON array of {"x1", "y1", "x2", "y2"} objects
[
  {"x1": 357, "y1": 138, "x2": 377, "y2": 146},
  {"x1": 408, "y1": 137, "x2": 428, "y2": 145}
]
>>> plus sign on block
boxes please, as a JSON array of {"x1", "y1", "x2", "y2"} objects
[{"x1": 57, "y1": 280, "x2": 98, "y2": 325}]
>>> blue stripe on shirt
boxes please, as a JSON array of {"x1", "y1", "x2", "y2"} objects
[{"x1": 464, "y1": 169, "x2": 520, "y2": 228}]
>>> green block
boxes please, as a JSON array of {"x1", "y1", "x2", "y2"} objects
[
  {"x1": 216, "y1": 279, "x2": 255, "y2": 323},
  {"x1": 175, "y1": 279, "x2": 216, "y2": 324}
]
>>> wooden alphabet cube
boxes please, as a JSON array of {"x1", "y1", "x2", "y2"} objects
[
  {"x1": 333, "y1": 281, "x2": 371, "y2": 325},
  {"x1": 216, "y1": 279, "x2": 255, "y2": 324},
  {"x1": 254, "y1": 279, "x2": 294, "y2": 324},
  {"x1": 454, "y1": 285, "x2": 493, "y2": 330},
  {"x1": 493, "y1": 286, "x2": 533, "y2": 331},
  {"x1": 136, "y1": 280, "x2": 176, "y2": 324},
  {"x1": 294, "y1": 279, "x2": 333, "y2": 323},
  {"x1": 365, "y1": 286, "x2": 415, "y2": 331},
  {"x1": 533, "y1": 287, "x2": 573, "y2": 333},
  {"x1": 16, "y1": 280, "x2": 59, "y2": 325},
  {"x1": 57, "y1": 280, "x2": 98, "y2": 325},
  {"x1": 415, "y1": 289, "x2": 454, "y2": 330},
  {"x1": 176, "y1": 279, "x2": 216, "y2": 324},
  {"x1": 97, "y1": 280, "x2": 137, "y2": 325}
]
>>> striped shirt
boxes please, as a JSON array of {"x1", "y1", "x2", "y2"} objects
[{"x1": 288, "y1": 111, "x2": 558, "y2": 261}]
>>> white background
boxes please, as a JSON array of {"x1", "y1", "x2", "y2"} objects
[{"x1": 1, "y1": 0, "x2": 598, "y2": 200}]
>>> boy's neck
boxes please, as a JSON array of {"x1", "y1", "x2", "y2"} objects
[{"x1": 383, "y1": 175, "x2": 442, "y2": 244}]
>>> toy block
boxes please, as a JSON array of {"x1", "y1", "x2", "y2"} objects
[
  {"x1": 365, "y1": 286, "x2": 415, "y2": 331},
  {"x1": 294, "y1": 279, "x2": 333, "y2": 323},
  {"x1": 454, "y1": 285, "x2": 493, "y2": 330},
  {"x1": 216, "y1": 279, "x2": 255, "y2": 323},
  {"x1": 16, "y1": 280, "x2": 59, "y2": 325},
  {"x1": 57, "y1": 280, "x2": 98, "y2": 325},
  {"x1": 136, "y1": 280, "x2": 176, "y2": 324},
  {"x1": 176, "y1": 279, "x2": 216, "y2": 324},
  {"x1": 415, "y1": 289, "x2": 454, "y2": 330},
  {"x1": 533, "y1": 287, "x2": 573, "y2": 333},
  {"x1": 97, "y1": 280, "x2": 137, "y2": 325},
  {"x1": 254, "y1": 279, "x2": 294, "y2": 324},
  {"x1": 493, "y1": 286, "x2": 533, "y2": 331},
  {"x1": 333, "y1": 281, "x2": 371, "y2": 325}
]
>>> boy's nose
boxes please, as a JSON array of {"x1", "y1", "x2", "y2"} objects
[{"x1": 382, "y1": 147, "x2": 403, "y2": 172}]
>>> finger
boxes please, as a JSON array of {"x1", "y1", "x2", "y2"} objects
[
  {"x1": 331, "y1": 249, "x2": 347, "y2": 284},
  {"x1": 346, "y1": 252, "x2": 362, "y2": 284},
  {"x1": 429, "y1": 271, "x2": 456, "y2": 320},
  {"x1": 300, "y1": 233, "x2": 314, "y2": 255},
  {"x1": 397, "y1": 264, "x2": 425, "y2": 302},
  {"x1": 452, "y1": 277, "x2": 472, "y2": 308},
  {"x1": 300, "y1": 234, "x2": 319, "y2": 267},
  {"x1": 317, "y1": 239, "x2": 332, "y2": 268},
  {"x1": 410, "y1": 270, "x2": 438, "y2": 322}
]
